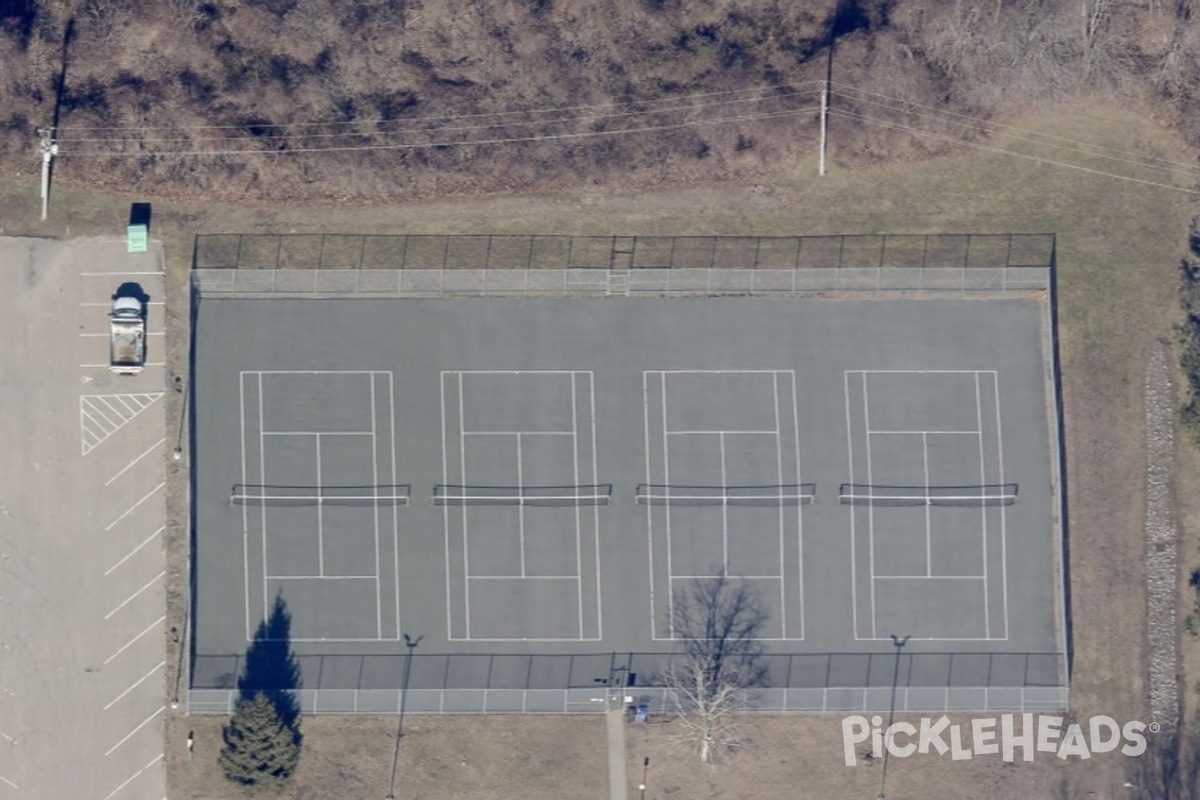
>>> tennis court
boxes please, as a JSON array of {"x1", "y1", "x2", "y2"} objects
[{"x1": 190, "y1": 294, "x2": 1066, "y2": 713}]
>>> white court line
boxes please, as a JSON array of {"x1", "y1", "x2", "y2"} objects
[
  {"x1": 671, "y1": 574, "x2": 783, "y2": 580},
  {"x1": 316, "y1": 434, "x2": 324, "y2": 576},
  {"x1": 644, "y1": 372, "x2": 656, "y2": 639},
  {"x1": 261, "y1": 430, "x2": 374, "y2": 436},
  {"x1": 106, "y1": 438, "x2": 165, "y2": 486},
  {"x1": 105, "y1": 571, "x2": 165, "y2": 620},
  {"x1": 259, "y1": 373, "x2": 268, "y2": 628},
  {"x1": 105, "y1": 615, "x2": 165, "y2": 664},
  {"x1": 875, "y1": 575, "x2": 986, "y2": 579},
  {"x1": 976, "y1": 371, "x2": 990, "y2": 638},
  {"x1": 101, "y1": 754, "x2": 162, "y2": 800},
  {"x1": 390, "y1": 372, "x2": 401, "y2": 640},
  {"x1": 441, "y1": 373, "x2": 452, "y2": 642},
  {"x1": 105, "y1": 482, "x2": 164, "y2": 531},
  {"x1": 868, "y1": 429, "x2": 980, "y2": 435},
  {"x1": 662, "y1": 372, "x2": 674, "y2": 638},
  {"x1": 517, "y1": 433, "x2": 525, "y2": 578},
  {"x1": 240, "y1": 375, "x2": 251, "y2": 640},
  {"x1": 656, "y1": 369, "x2": 784, "y2": 374},
  {"x1": 459, "y1": 373, "x2": 470, "y2": 639},
  {"x1": 371, "y1": 374, "x2": 382, "y2": 640},
  {"x1": 791, "y1": 370, "x2": 805, "y2": 640},
  {"x1": 468, "y1": 575, "x2": 578, "y2": 580},
  {"x1": 571, "y1": 372, "x2": 583, "y2": 638},
  {"x1": 666, "y1": 429, "x2": 779, "y2": 435},
  {"x1": 719, "y1": 432, "x2": 729, "y2": 568},
  {"x1": 106, "y1": 526, "x2": 164, "y2": 575},
  {"x1": 104, "y1": 660, "x2": 165, "y2": 710},
  {"x1": 862, "y1": 372, "x2": 877, "y2": 639},
  {"x1": 104, "y1": 706, "x2": 164, "y2": 756},
  {"x1": 266, "y1": 575, "x2": 377, "y2": 580},
  {"x1": 448, "y1": 369, "x2": 583, "y2": 374},
  {"x1": 994, "y1": 372, "x2": 1010, "y2": 639},
  {"x1": 241, "y1": 369, "x2": 384, "y2": 374},
  {"x1": 923, "y1": 431, "x2": 931, "y2": 577},
  {"x1": 857, "y1": 369, "x2": 984, "y2": 374},
  {"x1": 773, "y1": 372, "x2": 786, "y2": 639},
  {"x1": 844, "y1": 372, "x2": 859, "y2": 639},
  {"x1": 589, "y1": 372, "x2": 602, "y2": 641},
  {"x1": 464, "y1": 430, "x2": 574, "y2": 435}
]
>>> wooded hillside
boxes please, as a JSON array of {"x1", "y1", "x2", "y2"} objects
[{"x1": 1, "y1": 0, "x2": 1196, "y2": 201}]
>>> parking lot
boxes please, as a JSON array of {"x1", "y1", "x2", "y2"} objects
[{"x1": 0, "y1": 237, "x2": 166, "y2": 799}]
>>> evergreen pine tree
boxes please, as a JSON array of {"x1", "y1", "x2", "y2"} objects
[{"x1": 219, "y1": 692, "x2": 301, "y2": 795}]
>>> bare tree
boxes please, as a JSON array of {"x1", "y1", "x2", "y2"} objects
[{"x1": 659, "y1": 569, "x2": 769, "y2": 764}]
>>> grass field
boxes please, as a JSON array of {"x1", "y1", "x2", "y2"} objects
[{"x1": 2, "y1": 99, "x2": 1195, "y2": 798}]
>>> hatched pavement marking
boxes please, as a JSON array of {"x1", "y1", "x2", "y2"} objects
[{"x1": 81, "y1": 394, "x2": 164, "y2": 456}]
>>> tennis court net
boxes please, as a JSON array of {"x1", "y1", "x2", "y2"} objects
[
  {"x1": 230, "y1": 484, "x2": 411, "y2": 507},
  {"x1": 432, "y1": 484, "x2": 613, "y2": 507},
  {"x1": 838, "y1": 483, "x2": 1018, "y2": 507},
  {"x1": 635, "y1": 484, "x2": 816, "y2": 507}
]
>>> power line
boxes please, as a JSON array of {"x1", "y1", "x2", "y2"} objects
[
  {"x1": 827, "y1": 107, "x2": 1200, "y2": 195},
  {"x1": 55, "y1": 80, "x2": 826, "y2": 137},
  {"x1": 833, "y1": 85, "x2": 1200, "y2": 176},
  {"x1": 57, "y1": 87, "x2": 819, "y2": 146},
  {"x1": 835, "y1": 84, "x2": 1200, "y2": 172},
  {"x1": 58, "y1": 107, "x2": 820, "y2": 158}
]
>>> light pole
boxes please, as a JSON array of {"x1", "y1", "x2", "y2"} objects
[
  {"x1": 638, "y1": 756, "x2": 650, "y2": 800},
  {"x1": 877, "y1": 634, "x2": 910, "y2": 800},
  {"x1": 386, "y1": 633, "x2": 423, "y2": 800}
]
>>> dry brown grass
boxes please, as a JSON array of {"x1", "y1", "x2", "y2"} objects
[{"x1": 1, "y1": 97, "x2": 1195, "y2": 798}]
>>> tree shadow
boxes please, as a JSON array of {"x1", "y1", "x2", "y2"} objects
[{"x1": 239, "y1": 593, "x2": 302, "y2": 734}]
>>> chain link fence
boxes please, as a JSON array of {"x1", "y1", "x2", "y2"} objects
[
  {"x1": 189, "y1": 651, "x2": 1067, "y2": 715},
  {"x1": 191, "y1": 233, "x2": 1054, "y2": 298}
]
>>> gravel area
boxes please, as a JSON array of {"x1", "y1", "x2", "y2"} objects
[{"x1": 1145, "y1": 341, "x2": 1180, "y2": 729}]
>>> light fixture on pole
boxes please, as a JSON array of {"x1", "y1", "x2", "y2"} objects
[
  {"x1": 386, "y1": 633, "x2": 423, "y2": 800},
  {"x1": 877, "y1": 634, "x2": 910, "y2": 800}
]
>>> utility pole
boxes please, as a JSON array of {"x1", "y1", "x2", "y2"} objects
[{"x1": 37, "y1": 128, "x2": 58, "y2": 221}]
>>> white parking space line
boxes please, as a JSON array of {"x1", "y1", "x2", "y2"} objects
[
  {"x1": 80, "y1": 272, "x2": 163, "y2": 277},
  {"x1": 103, "y1": 661, "x2": 165, "y2": 711},
  {"x1": 104, "y1": 572, "x2": 165, "y2": 620},
  {"x1": 79, "y1": 332, "x2": 166, "y2": 337},
  {"x1": 80, "y1": 363, "x2": 166, "y2": 369},
  {"x1": 80, "y1": 302, "x2": 165, "y2": 307},
  {"x1": 106, "y1": 439, "x2": 165, "y2": 487},
  {"x1": 104, "y1": 616, "x2": 165, "y2": 665},
  {"x1": 104, "y1": 482, "x2": 164, "y2": 531},
  {"x1": 100, "y1": 754, "x2": 163, "y2": 800},
  {"x1": 0, "y1": 775, "x2": 16, "y2": 789},
  {"x1": 105, "y1": 706, "x2": 164, "y2": 755},
  {"x1": 105, "y1": 527, "x2": 164, "y2": 576}
]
